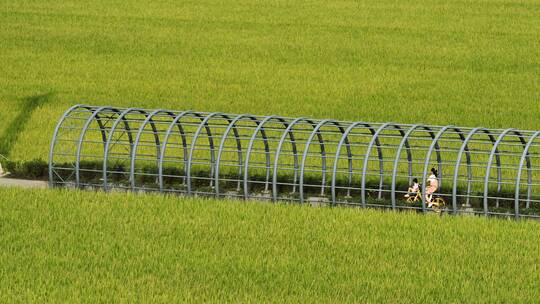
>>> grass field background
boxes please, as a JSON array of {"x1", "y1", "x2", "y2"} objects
[
  {"x1": 2, "y1": 1, "x2": 540, "y2": 301},
  {"x1": 1, "y1": 0, "x2": 540, "y2": 161},
  {"x1": 0, "y1": 187, "x2": 539, "y2": 302}
]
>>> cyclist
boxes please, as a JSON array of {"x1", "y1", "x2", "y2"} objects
[
  {"x1": 426, "y1": 168, "x2": 439, "y2": 207},
  {"x1": 404, "y1": 178, "x2": 420, "y2": 198}
]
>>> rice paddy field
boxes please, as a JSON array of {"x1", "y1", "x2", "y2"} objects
[
  {"x1": 1, "y1": 0, "x2": 540, "y2": 302},
  {"x1": 1, "y1": 0, "x2": 540, "y2": 161},
  {"x1": 0, "y1": 187, "x2": 539, "y2": 302}
]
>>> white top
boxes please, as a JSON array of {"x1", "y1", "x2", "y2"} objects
[{"x1": 427, "y1": 174, "x2": 439, "y2": 192}]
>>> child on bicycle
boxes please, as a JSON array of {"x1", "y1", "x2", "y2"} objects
[{"x1": 404, "y1": 178, "x2": 420, "y2": 198}]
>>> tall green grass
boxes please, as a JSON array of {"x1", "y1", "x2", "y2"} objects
[
  {"x1": 1, "y1": 0, "x2": 540, "y2": 161},
  {"x1": 0, "y1": 187, "x2": 539, "y2": 302}
]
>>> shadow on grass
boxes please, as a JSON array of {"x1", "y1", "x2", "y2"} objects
[{"x1": 0, "y1": 92, "x2": 55, "y2": 156}]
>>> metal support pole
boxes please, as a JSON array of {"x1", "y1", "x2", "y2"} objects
[{"x1": 514, "y1": 131, "x2": 540, "y2": 219}]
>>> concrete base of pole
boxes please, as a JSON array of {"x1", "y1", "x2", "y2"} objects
[
  {"x1": 224, "y1": 191, "x2": 241, "y2": 200},
  {"x1": 461, "y1": 204, "x2": 475, "y2": 216},
  {"x1": 308, "y1": 196, "x2": 329, "y2": 207},
  {"x1": 252, "y1": 190, "x2": 272, "y2": 201}
]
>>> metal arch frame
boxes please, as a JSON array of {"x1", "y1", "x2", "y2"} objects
[
  {"x1": 390, "y1": 125, "x2": 438, "y2": 209},
  {"x1": 129, "y1": 109, "x2": 177, "y2": 190},
  {"x1": 514, "y1": 131, "x2": 540, "y2": 218},
  {"x1": 102, "y1": 108, "x2": 149, "y2": 190},
  {"x1": 331, "y1": 121, "x2": 380, "y2": 206},
  {"x1": 49, "y1": 104, "x2": 92, "y2": 186},
  {"x1": 451, "y1": 128, "x2": 497, "y2": 213},
  {"x1": 243, "y1": 115, "x2": 285, "y2": 199},
  {"x1": 483, "y1": 129, "x2": 530, "y2": 215},
  {"x1": 420, "y1": 125, "x2": 466, "y2": 212},
  {"x1": 271, "y1": 117, "x2": 313, "y2": 202},
  {"x1": 360, "y1": 123, "x2": 405, "y2": 207},
  {"x1": 157, "y1": 111, "x2": 200, "y2": 192},
  {"x1": 186, "y1": 112, "x2": 232, "y2": 194},
  {"x1": 74, "y1": 106, "x2": 118, "y2": 188},
  {"x1": 298, "y1": 119, "x2": 343, "y2": 203},
  {"x1": 50, "y1": 104, "x2": 540, "y2": 219},
  {"x1": 214, "y1": 114, "x2": 260, "y2": 196}
]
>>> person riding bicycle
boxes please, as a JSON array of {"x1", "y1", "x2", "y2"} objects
[
  {"x1": 404, "y1": 178, "x2": 420, "y2": 198},
  {"x1": 426, "y1": 168, "x2": 439, "y2": 207}
]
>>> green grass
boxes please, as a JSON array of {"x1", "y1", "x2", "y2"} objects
[
  {"x1": 0, "y1": 187, "x2": 539, "y2": 302},
  {"x1": 1, "y1": 1, "x2": 540, "y2": 301},
  {"x1": 1, "y1": 0, "x2": 540, "y2": 161}
]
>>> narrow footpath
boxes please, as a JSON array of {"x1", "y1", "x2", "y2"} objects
[{"x1": 0, "y1": 176, "x2": 48, "y2": 189}]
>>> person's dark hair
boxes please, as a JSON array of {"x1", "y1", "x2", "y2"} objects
[
  {"x1": 430, "y1": 167, "x2": 438, "y2": 177},
  {"x1": 413, "y1": 178, "x2": 418, "y2": 183}
]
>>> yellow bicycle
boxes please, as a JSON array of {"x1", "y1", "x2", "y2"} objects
[
  {"x1": 405, "y1": 190, "x2": 421, "y2": 203},
  {"x1": 406, "y1": 191, "x2": 446, "y2": 211},
  {"x1": 427, "y1": 193, "x2": 446, "y2": 212}
]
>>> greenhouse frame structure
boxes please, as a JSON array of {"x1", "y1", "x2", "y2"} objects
[{"x1": 49, "y1": 105, "x2": 540, "y2": 219}]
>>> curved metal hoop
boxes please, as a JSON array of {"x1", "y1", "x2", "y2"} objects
[
  {"x1": 420, "y1": 126, "x2": 465, "y2": 212},
  {"x1": 129, "y1": 110, "x2": 177, "y2": 190},
  {"x1": 158, "y1": 111, "x2": 203, "y2": 191},
  {"x1": 451, "y1": 128, "x2": 497, "y2": 213},
  {"x1": 389, "y1": 125, "x2": 438, "y2": 209},
  {"x1": 298, "y1": 120, "x2": 348, "y2": 204},
  {"x1": 186, "y1": 112, "x2": 229, "y2": 194},
  {"x1": 74, "y1": 106, "x2": 117, "y2": 188},
  {"x1": 330, "y1": 121, "x2": 379, "y2": 206},
  {"x1": 483, "y1": 129, "x2": 529, "y2": 215},
  {"x1": 514, "y1": 131, "x2": 540, "y2": 219},
  {"x1": 102, "y1": 108, "x2": 149, "y2": 190},
  {"x1": 243, "y1": 116, "x2": 285, "y2": 199},
  {"x1": 271, "y1": 117, "x2": 311, "y2": 202},
  {"x1": 360, "y1": 123, "x2": 404, "y2": 207},
  {"x1": 49, "y1": 104, "x2": 92, "y2": 186},
  {"x1": 214, "y1": 114, "x2": 259, "y2": 196}
]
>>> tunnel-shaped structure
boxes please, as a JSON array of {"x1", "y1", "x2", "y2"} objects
[{"x1": 49, "y1": 105, "x2": 540, "y2": 219}]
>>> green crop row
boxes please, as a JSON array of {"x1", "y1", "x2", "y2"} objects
[
  {"x1": 1, "y1": 187, "x2": 539, "y2": 302},
  {"x1": 1, "y1": 0, "x2": 540, "y2": 163}
]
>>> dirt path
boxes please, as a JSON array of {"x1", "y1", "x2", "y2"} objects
[{"x1": 0, "y1": 177, "x2": 48, "y2": 189}]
